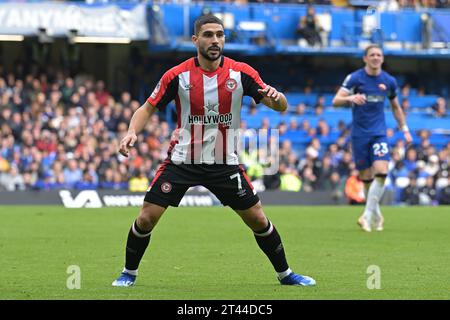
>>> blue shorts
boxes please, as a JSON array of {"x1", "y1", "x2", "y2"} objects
[{"x1": 351, "y1": 135, "x2": 390, "y2": 170}]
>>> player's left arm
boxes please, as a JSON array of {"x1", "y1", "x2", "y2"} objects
[
  {"x1": 259, "y1": 85, "x2": 288, "y2": 112},
  {"x1": 389, "y1": 97, "x2": 413, "y2": 144}
]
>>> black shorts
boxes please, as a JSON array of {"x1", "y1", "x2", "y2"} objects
[{"x1": 144, "y1": 160, "x2": 260, "y2": 210}]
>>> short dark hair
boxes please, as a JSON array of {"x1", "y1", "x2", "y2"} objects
[
  {"x1": 364, "y1": 44, "x2": 383, "y2": 56},
  {"x1": 194, "y1": 14, "x2": 224, "y2": 35}
]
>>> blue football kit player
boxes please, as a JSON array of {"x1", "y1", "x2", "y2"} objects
[{"x1": 333, "y1": 45, "x2": 412, "y2": 232}]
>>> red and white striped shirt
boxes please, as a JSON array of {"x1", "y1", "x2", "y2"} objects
[{"x1": 147, "y1": 56, "x2": 266, "y2": 165}]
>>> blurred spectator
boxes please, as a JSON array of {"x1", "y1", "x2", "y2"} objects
[
  {"x1": 299, "y1": 119, "x2": 311, "y2": 135},
  {"x1": 292, "y1": 102, "x2": 306, "y2": 115},
  {"x1": 316, "y1": 118, "x2": 330, "y2": 137},
  {"x1": 242, "y1": 147, "x2": 264, "y2": 181},
  {"x1": 401, "y1": 83, "x2": 412, "y2": 98},
  {"x1": 0, "y1": 165, "x2": 25, "y2": 191},
  {"x1": 419, "y1": 175, "x2": 438, "y2": 205},
  {"x1": 301, "y1": 166, "x2": 317, "y2": 192},
  {"x1": 401, "y1": 174, "x2": 420, "y2": 205},
  {"x1": 279, "y1": 163, "x2": 302, "y2": 192},
  {"x1": 344, "y1": 169, "x2": 364, "y2": 205},
  {"x1": 432, "y1": 97, "x2": 447, "y2": 118},
  {"x1": 296, "y1": 6, "x2": 323, "y2": 47},
  {"x1": 75, "y1": 170, "x2": 99, "y2": 190},
  {"x1": 336, "y1": 136, "x2": 349, "y2": 152},
  {"x1": 288, "y1": 117, "x2": 299, "y2": 131},
  {"x1": 315, "y1": 156, "x2": 334, "y2": 189},
  {"x1": 393, "y1": 139, "x2": 407, "y2": 159},
  {"x1": 416, "y1": 134, "x2": 431, "y2": 161},
  {"x1": 261, "y1": 117, "x2": 270, "y2": 130},
  {"x1": 95, "y1": 80, "x2": 110, "y2": 107},
  {"x1": 129, "y1": 168, "x2": 150, "y2": 192},
  {"x1": 437, "y1": 177, "x2": 450, "y2": 204},
  {"x1": 279, "y1": 140, "x2": 296, "y2": 165},
  {"x1": 403, "y1": 148, "x2": 418, "y2": 171},
  {"x1": 401, "y1": 98, "x2": 410, "y2": 115},
  {"x1": 0, "y1": 155, "x2": 9, "y2": 172},
  {"x1": 306, "y1": 127, "x2": 317, "y2": 138},
  {"x1": 425, "y1": 154, "x2": 440, "y2": 177},
  {"x1": 278, "y1": 121, "x2": 288, "y2": 136},
  {"x1": 314, "y1": 95, "x2": 325, "y2": 115},
  {"x1": 336, "y1": 151, "x2": 353, "y2": 179},
  {"x1": 305, "y1": 138, "x2": 321, "y2": 159},
  {"x1": 327, "y1": 143, "x2": 343, "y2": 168},
  {"x1": 378, "y1": 0, "x2": 400, "y2": 11},
  {"x1": 63, "y1": 159, "x2": 82, "y2": 188},
  {"x1": 327, "y1": 171, "x2": 344, "y2": 203}
]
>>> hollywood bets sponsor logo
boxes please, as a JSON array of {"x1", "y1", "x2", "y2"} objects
[
  {"x1": 188, "y1": 113, "x2": 233, "y2": 126},
  {"x1": 189, "y1": 101, "x2": 233, "y2": 126}
]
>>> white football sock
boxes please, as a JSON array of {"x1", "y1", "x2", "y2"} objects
[
  {"x1": 362, "y1": 181, "x2": 373, "y2": 221},
  {"x1": 277, "y1": 268, "x2": 292, "y2": 280},
  {"x1": 367, "y1": 178, "x2": 386, "y2": 220},
  {"x1": 363, "y1": 182, "x2": 371, "y2": 199},
  {"x1": 123, "y1": 268, "x2": 138, "y2": 276}
]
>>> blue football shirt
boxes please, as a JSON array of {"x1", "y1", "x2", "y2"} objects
[{"x1": 341, "y1": 68, "x2": 398, "y2": 137}]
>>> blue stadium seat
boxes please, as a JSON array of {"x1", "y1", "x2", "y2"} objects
[
  {"x1": 405, "y1": 96, "x2": 438, "y2": 109},
  {"x1": 285, "y1": 93, "x2": 318, "y2": 106}
]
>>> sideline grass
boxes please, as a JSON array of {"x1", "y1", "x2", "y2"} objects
[{"x1": 1, "y1": 205, "x2": 449, "y2": 299}]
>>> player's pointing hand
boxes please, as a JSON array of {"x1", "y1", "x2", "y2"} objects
[
  {"x1": 258, "y1": 85, "x2": 281, "y2": 101},
  {"x1": 119, "y1": 133, "x2": 137, "y2": 157}
]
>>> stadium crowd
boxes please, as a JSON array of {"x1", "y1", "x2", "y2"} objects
[{"x1": 0, "y1": 66, "x2": 449, "y2": 205}]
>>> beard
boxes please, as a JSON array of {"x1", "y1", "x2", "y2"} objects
[{"x1": 199, "y1": 45, "x2": 223, "y2": 61}]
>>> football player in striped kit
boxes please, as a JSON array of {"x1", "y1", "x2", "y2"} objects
[{"x1": 112, "y1": 14, "x2": 315, "y2": 288}]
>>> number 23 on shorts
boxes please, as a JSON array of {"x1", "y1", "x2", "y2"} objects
[{"x1": 372, "y1": 142, "x2": 389, "y2": 157}]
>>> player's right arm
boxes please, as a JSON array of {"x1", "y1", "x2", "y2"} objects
[
  {"x1": 119, "y1": 101, "x2": 157, "y2": 157},
  {"x1": 119, "y1": 67, "x2": 178, "y2": 157}
]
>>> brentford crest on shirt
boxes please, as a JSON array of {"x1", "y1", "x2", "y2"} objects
[
  {"x1": 225, "y1": 78, "x2": 237, "y2": 92},
  {"x1": 161, "y1": 182, "x2": 172, "y2": 193}
]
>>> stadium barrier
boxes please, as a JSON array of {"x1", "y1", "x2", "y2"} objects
[{"x1": 0, "y1": 190, "x2": 353, "y2": 208}]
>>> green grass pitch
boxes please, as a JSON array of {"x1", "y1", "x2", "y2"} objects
[{"x1": 1, "y1": 205, "x2": 449, "y2": 299}]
